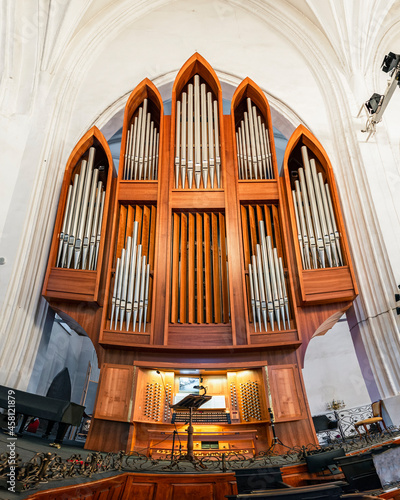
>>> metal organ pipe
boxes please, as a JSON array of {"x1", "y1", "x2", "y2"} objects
[
  {"x1": 236, "y1": 97, "x2": 274, "y2": 180},
  {"x1": 247, "y1": 220, "x2": 291, "y2": 332},
  {"x1": 123, "y1": 98, "x2": 160, "y2": 181},
  {"x1": 109, "y1": 221, "x2": 152, "y2": 333},
  {"x1": 291, "y1": 145, "x2": 343, "y2": 269},
  {"x1": 57, "y1": 147, "x2": 106, "y2": 271},
  {"x1": 174, "y1": 75, "x2": 221, "y2": 189}
]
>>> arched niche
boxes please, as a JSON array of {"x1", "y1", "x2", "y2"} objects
[
  {"x1": 42, "y1": 126, "x2": 115, "y2": 304},
  {"x1": 283, "y1": 125, "x2": 358, "y2": 305},
  {"x1": 231, "y1": 77, "x2": 279, "y2": 181},
  {"x1": 118, "y1": 78, "x2": 164, "y2": 185}
]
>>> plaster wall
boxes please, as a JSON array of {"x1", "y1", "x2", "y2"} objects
[{"x1": 303, "y1": 319, "x2": 371, "y2": 415}]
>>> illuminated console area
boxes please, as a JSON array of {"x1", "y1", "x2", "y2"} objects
[{"x1": 129, "y1": 368, "x2": 269, "y2": 458}]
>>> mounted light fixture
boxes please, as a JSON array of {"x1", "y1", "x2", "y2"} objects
[{"x1": 359, "y1": 52, "x2": 400, "y2": 140}]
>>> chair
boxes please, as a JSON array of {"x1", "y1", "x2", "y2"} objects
[{"x1": 354, "y1": 401, "x2": 387, "y2": 436}]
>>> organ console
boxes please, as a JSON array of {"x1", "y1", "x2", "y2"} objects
[{"x1": 42, "y1": 54, "x2": 358, "y2": 456}]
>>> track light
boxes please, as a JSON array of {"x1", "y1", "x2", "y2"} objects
[{"x1": 359, "y1": 52, "x2": 400, "y2": 140}]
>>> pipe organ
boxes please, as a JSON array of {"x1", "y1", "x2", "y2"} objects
[
  {"x1": 123, "y1": 98, "x2": 160, "y2": 181},
  {"x1": 290, "y1": 145, "x2": 343, "y2": 270},
  {"x1": 170, "y1": 211, "x2": 229, "y2": 324},
  {"x1": 174, "y1": 75, "x2": 221, "y2": 189},
  {"x1": 241, "y1": 204, "x2": 291, "y2": 332},
  {"x1": 42, "y1": 54, "x2": 358, "y2": 457},
  {"x1": 57, "y1": 147, "x2": 106, "y2": 271},
  {"x1": 235, "y1": 97, "x2": 274, "y2": 180},
  {"x1": 109, "y1": 204, "x2": 156, "y2": 333}
]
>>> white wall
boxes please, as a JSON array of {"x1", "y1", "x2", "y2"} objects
[{"x1": 303, "y1": 318, "x2": 371, "y2": 415}]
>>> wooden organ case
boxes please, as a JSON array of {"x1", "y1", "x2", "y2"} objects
[{"x1": 42, "y1": 54, "x2": 358, "y2": 456}]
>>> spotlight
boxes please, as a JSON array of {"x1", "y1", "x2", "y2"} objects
[
  {"x1": 381, "y1": 52, "x2": 400, "y2": 73},
  {"x1": 359, "y1": 51, "x2": 400, "y2": 139}
]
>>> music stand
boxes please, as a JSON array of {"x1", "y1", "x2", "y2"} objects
[{"x1": 171, "y1": 394, "x2": 211, "y2": 462}]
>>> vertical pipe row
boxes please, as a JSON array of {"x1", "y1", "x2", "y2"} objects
[
  {"x1": 242, "y1": 204, "x2": 291, "y2": 331},
  {"x1": 57, "y1": 146, "x2": 106, "y2": 271},
  {"x1": 170, "y1": 211, "x2": 230, "y2": 324},
  {"x1": 175, "y1": 75, "x2": 221, "y2": 189},
  {"x1": 123, "y1": 98, "x2": 159, "y2": 181},
  {"x1": 109, "y1": 204, "x2": 156, "y2": 332},
  {"x1": 236, "y1": 97, "x2": 274, "y2": 180},
  {"x1": 291, "y1": 145, "x2": 343, "y2": 269}
]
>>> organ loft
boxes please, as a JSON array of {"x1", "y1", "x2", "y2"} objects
[{"x1": 42, "y1": 53, "x2": 358, "y2": 456}]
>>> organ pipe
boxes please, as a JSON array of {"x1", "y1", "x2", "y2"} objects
[
  {"x1": 174, "y1": 75, "x2": 221, "y2": 189},
  {"x1": 291, "y1": 145, "x2": 343, "y2": 270},
  {"x1": 170, "y1": 211, "x2": 229, "y2": 324},
  {"x1": 236, "y1": 97, "x2": 274, "y2": 180},
  {"x1": 123, "y1": 98, "x2": 160, "y2": 181},
  {"x1": 247, "y1": 222, "x2": 291, "y2": 332},
  {"x1": 109, "y1": 205, "x2": 156, "y2": 333},
  {"x1": 57, "y1": 147, "x2": 106, "y2": 271}
]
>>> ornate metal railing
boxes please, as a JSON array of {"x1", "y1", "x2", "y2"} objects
[
  {"x1": 334, "y1": 404, "x2": 373, "y2": 437},
  {"x1": 314, "y1": 404, "x2": 375, "y2": 444},
  {"x1": 0, "y1": 426, "x2": 398, "y2": 493}
]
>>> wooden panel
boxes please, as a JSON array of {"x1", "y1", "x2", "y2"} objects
[
  {"x1": 135, "y1": 205, "x2": 143, "y2": 243},
  {"x1": 170, "y1": 213, "x2": 180, "y2": 323},
  {"x1": 141, "y1": 205, "x2": 151, "y2": 258},
  {"x1": 100, "y1": 330, "x2": 151, "y2": 347},
  {"x1": 188, "y1": 213, "x2": 195, "y2": 323},
  {"x1": 151, "y1": 115, "x2": 170, "y2": 345},
  {"x1": 148, "y1": 206, "x2": 157, "y2": 269},
  {"x1": 237, "y1": 181, "x2": 279, "y2": 201},
  {"x1": 168, "y1": 325, "x2": 232, "y2": 346},
  {"x1": 25, "y1": 473, "x2": 238, "y2": 500},
  {"x1": 148, "y1": 205, "x2": 157, "y2": 321},
  {"x1": 203, "y1": 213, "x2": 212, "y2": 323},
  {"x1": 125, "y1": 482, "x2": 156, "y2": 500},
  {"x1": 172, "y1": 483, "x2": 213, "y2": 499},
  {"x1": 94, "y1": 364, "x2": 134, "y2": 421},
  {"x1": 170, "y1": 190, "x2": 225, "y2": 208},
  {"x1": 124, "y1": 473, "x2": 237, "y2": 500},
  {"x1": 118, "y1": 181, "x2": 158, "y2": 202},
  {"x1": 172, "y1": 53, "x2": 222, "y2": 108},
  {"x1": 250, "y1": 331, "x2": 299, "y2": 346},
  {"x1": 223, "y1": 115, "x2": 247, "y2": 344},
  {"x1": 180, "y1": 213, "x2": 187, "y2": 323},
  {"x1": 302, "y1": 266, "x2": 356, "y2": 303},
  {"x1": 25, "y1": 475, "x2": 128, "y2": 500},
  {"x1": 248, "y1": 205, "x2": 258, "y2": 257},
  {"x1": 241, "y1": 205, "x2": 251, "y2": 269},
  {"x1": 85, "y1": 418, "x2": 132, "y2": 453},
  {"x1": 125, "y1": 205, "x2": 135, "y2": 247},
  {"x1": 116, "y1": 205, "x2": 127, "y2": 260},
  {"x1": 196, "y1": 213, "x2": 204, "y2": 324},
  {"x1": 211, "y1": 213, "x2": 221, "y2": 323},
  {"x1": 46, "y1": 268, "x2": 97, "y2": 300},
  {"x1": 264, "y1": 204, "x2": 273, "y2": 240},
  {"x1": 271, "y1": 205, "x2": 283, "y2": 257},
  {"x1": 219, "y1": 213, "x2": 229, "y2": 323},
  {"x1": 268, "y1": 364, "x2": 303, "y2": 422}
]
